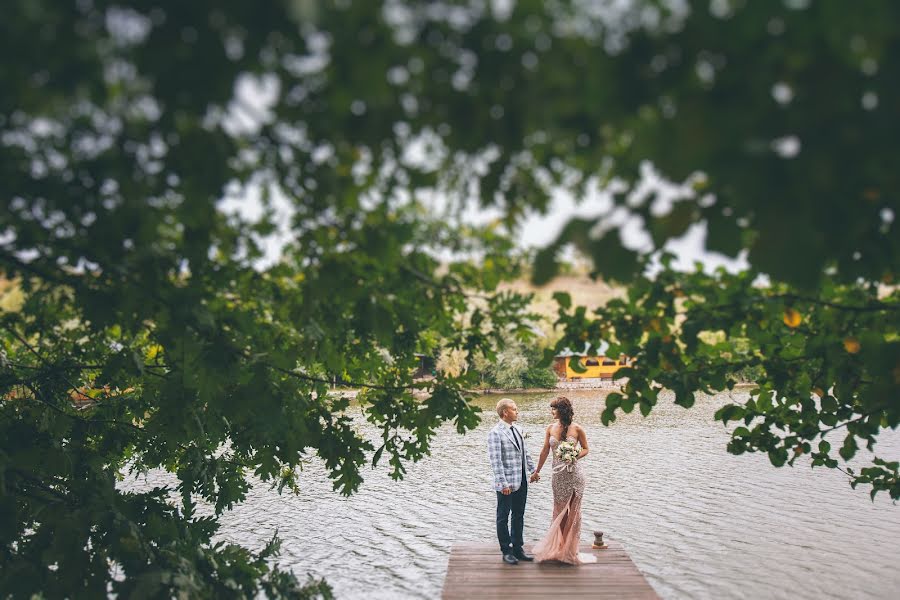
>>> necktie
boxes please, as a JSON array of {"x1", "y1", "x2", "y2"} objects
[
  {"x1": 513, "y1": 427, "x2": 526, "y2": 480},
  {"x1": 512, "y1": 426, "x2": 522, "y2": 451}
]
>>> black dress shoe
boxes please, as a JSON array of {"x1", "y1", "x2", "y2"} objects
[
  {"x1": 513, "y1": 550, "x2": 534, "y2": 561},
  {"x1": 502, "y1": 553, "x2": 519, "y2": 565}
]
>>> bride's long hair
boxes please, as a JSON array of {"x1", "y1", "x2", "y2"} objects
[{"x1": 551, "y1": 396, "x2": 574, "y2": 440}]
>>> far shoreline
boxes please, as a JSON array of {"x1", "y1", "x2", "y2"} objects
[{"x1": 328, "y1": 381, "x2": 758, "y2": 399}]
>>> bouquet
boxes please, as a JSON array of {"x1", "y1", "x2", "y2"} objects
[{"x1": 553, "y1": 440, "x2": 579, "y2": 473}]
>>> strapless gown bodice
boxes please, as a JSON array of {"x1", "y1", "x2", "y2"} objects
[{"x1": 548, "y1": 435, "x2": 586, "y2": 497}]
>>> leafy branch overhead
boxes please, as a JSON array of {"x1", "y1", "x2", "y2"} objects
[
  {"x1": 0, "y1": 208, "x2": 529, "y2": 595},
  {"x1": 552, "y1": 262, "x2": 899, "y2": 500}
]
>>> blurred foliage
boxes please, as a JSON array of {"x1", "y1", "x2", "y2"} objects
[
  {"x1": 436, "y1": 347, "x2": 469, "y2": 378},
  {"x1": 1, "y1": 0, "x2": 898, "y2": 595},
  {"x1": 474, "y1": 336, "x2": 557, "y2": 390}
]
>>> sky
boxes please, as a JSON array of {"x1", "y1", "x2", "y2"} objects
[
  {"x1": 480, "y1": 174, "x2": 747, "y2": 274},
  {"x1": 219, "y1": 73, "x2": 748, "y2": 277},
  {"x1": 220, "y1": 174, "x2": 747, "y2": 276}
]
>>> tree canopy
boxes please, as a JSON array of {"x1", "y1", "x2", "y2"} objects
[{"x1": 1, "y1": 0, "x2": 898, "y2": 596}]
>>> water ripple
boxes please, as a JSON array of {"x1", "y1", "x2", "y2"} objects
[{"x1": 121, "y1": 391, "x2": 900, "y2": 599}]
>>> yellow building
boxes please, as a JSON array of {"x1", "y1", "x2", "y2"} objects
[{"x1": 553, "y1": 354, "x2": 629, "y2": 381}]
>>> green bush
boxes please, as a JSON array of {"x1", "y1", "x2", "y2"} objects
[
  {"x1": 476, "y1": 338, "x2": 558, "y2": 389},
  {"x1": 521, "y1": 366, "x2": 558, "y2": 389}
]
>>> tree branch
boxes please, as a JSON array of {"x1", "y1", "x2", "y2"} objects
[
  {"x1": 773, "y1": 293, "x2": 897, "y2": 313},
  {"x1": 264, "y1": 360, "x2": 428, "y2": 393},
  {"x1": 8, "y1": 467, "x2": 73, "y2": 505},
  {"x1": 3, "y1": 324, "x2": 93, "y2": 403},
  {"x1": 399, "y1": 264, "x2": 492, "y2": 301},
  {"x1": 819, "y1": 411, "x2": 881, "y2": 435}
]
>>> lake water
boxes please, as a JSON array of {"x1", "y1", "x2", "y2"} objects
[{"x1": 123, "y1": 390, "x2": 900, "y2": 599}]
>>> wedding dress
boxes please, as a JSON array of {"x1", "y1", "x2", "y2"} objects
[{"x1": 532, "y1": 435, "x2": 597, "y2": 564}]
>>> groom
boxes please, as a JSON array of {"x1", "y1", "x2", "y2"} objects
[{"x1": 487, "y1": 398, "x2": 538, "y2": 565}]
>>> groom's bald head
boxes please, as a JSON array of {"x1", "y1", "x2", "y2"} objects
[{"x1": 496, "y1": 398, "x2": 516, "y2": 419}]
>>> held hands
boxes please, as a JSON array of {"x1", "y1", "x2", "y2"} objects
[{"x1": 501, "y1": 473, "x2": 540, "y2": 493}]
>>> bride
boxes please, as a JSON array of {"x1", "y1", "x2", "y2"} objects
[{"x1": 530, "y1": 396, "x2": 597, "y2": 564}]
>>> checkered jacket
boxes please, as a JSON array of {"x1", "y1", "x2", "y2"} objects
[{"x1": 487, "y1": 422, "x2": 536, "y2": 492}]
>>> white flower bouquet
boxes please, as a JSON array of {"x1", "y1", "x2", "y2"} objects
[{"x1": 553, "y1": 440, "x2": 579, "y2": 472}]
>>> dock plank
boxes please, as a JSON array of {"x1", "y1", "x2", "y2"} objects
[{"x1": 442, "y1": 541, "x2": 659, "y2": 599}]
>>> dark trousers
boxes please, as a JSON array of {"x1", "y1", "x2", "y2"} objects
[{"x1": 496, "y1": 480, "x2": 527, "y2": 554}]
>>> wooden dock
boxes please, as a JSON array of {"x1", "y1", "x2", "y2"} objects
[{"x1": 442, "y1": 541, "x2": 659, "y2": 599}]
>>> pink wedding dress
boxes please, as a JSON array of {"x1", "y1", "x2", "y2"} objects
[{"x1": 533, "y1": 436, "x2": 597, "y2": 565}]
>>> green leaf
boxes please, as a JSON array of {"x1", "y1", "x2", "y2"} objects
[
  {"x1": 674, "y1": 389, "x2": 695, "y2": 409},
  {"x1": 532, "y1": 247, "x2": 559, "y2": 286},
  {"x1": 714, "y1": 404, "x2": 746, "y2": 424},
  {"x1": 639, "y1": 399, "x2": 653, "y2": 417},
  {"x1": 768, "y1": 448, "x2": 789, "y2": 467},
  {"x1": 839, "y1": 435, "x2": 859, "y2": 461},
  {"x1": 552, "y1": 291, "x2": 572, "y2": 310}
]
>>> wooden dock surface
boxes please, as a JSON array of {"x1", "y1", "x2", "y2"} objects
[{"x1": 442, "y1": 541, "x2": 659, "y2": 599}]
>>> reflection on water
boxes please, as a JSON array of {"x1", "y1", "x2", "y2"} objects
[{"x1": 123, "y1": 390, "x2": 900, "y2": 599}]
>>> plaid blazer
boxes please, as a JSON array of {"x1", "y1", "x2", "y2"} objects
[{"x1": 487, "y1": 421, "x2": 536, "y2": 492}]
